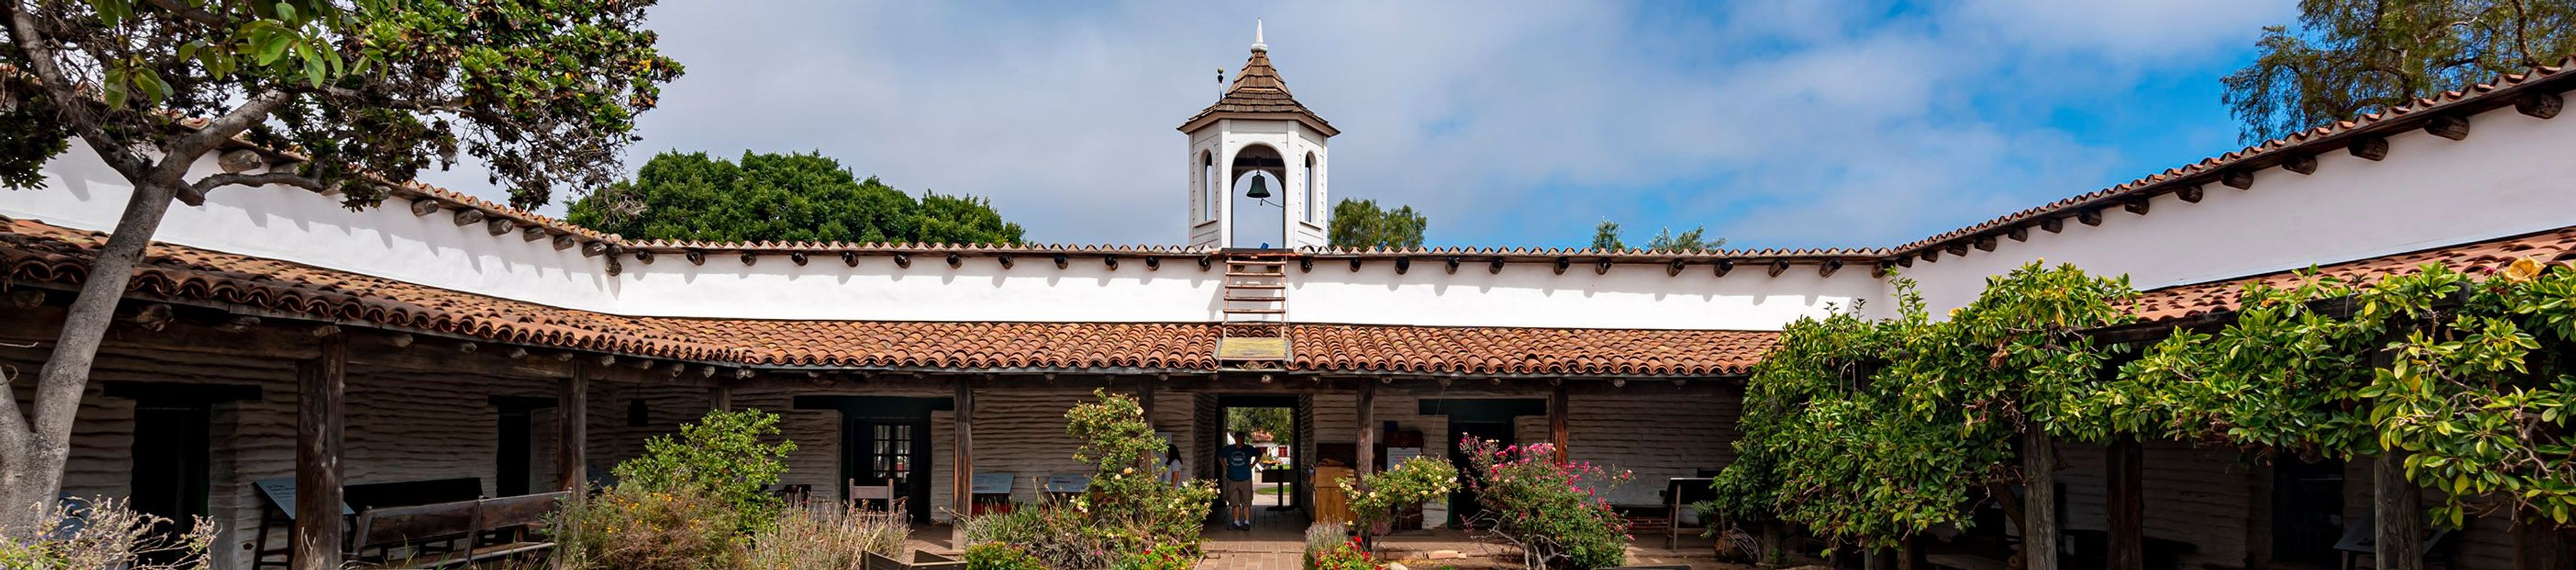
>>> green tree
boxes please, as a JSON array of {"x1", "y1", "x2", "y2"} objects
[
  {"x1": 608, "y1": 410, "x2": 796, "y2": 534},
  {"x1": 0, "y1": 0, "x2": 678, "y2": 525},
  {"x1": 1326, "y1": 198, "x2": 1427, "y2": 249},
  {"x1": 1226, "y1": 407, "x2": 1293, "y2": 445},
  {"x1": 1592, "y1": 220, "x2": 1724, "y2": 251},
  {"x1": 1590, "y1": 220, "x2": 1624, "y2": 250},
  {"x1": 567, "y1": 150, "x2": 1024, "y2": 244},
  {"x1": 2224, "y1": 0, "x2": 2576, "y2": 142}
]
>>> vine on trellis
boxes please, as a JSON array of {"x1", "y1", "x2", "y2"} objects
[{"x1": 1713, "y1": 258, "x2": 2576, "y2": 549}]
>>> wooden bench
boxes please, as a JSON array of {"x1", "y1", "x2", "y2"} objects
[
  {"x1": 863, "y1": 551, "x2": 967, "y2": 570},
  {"x1": 349, "y1": 491, "x2": 567, "y2": 569}
]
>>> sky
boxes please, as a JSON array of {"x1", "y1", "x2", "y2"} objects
[{"x1": 421, "y1": 0, "x2": 2302, "y2": 250}]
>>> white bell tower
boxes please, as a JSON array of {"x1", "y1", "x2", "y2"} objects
[{"x1": 1181, "y1": 20, "x2": 1338, "y2": 250}]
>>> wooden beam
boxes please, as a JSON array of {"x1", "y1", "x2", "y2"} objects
[
  {"x1": 2175, "y1": 185, "x2": 2204, "y2": 203},
  {"x1": 2349, "y1": 136, "x2": 2390, "y2": 160},
  {"x1": 485, "y1": 218, "x2": 513, "y2": 236},
  {"x1": 2121, "y1": 198, "x2": 2150, "y2": 216},
  {"x1": 1712, "y1": 258, "x2": 1733, "y2": 277},
  {"x1": 2108, "y1": 438, "x2": 2144, "y2": 570},
  {"x1": 2424, "y1": 115, "x2": 2471, "y2": 140},
  {"x1": 2222, "y1": 171, "x2": 2255, "y2": 190},
  {"x1": 2039, "y1": 217, "x2": 2064, "y2": 234},
  {"x1": 1974, "y1": 236, "x2": 1997, "y2": 252},
  {"x1": 2023, "y1": 430, "x2": 2060, "y2": 570},
  {"x1": 521, "y1": 226, "x2": 546, "y2": 242},
  {"x1": 2282, "y1": 154, "x2": 2318, "y2": 175},
  {"x1": 710, "y1": 385, "x2": 731, "y2": 412},
  {"x1": 551, "y1": 234, "x2": 577, "y2": 251},
  {"x1": 583, "y1": 241, "x2": 609, "y2": 258},
  {"x1": 409, "y1": 199, "x2": 440, "y2": 217},
  {"x1": 1548, "y1": 386, "x2": 1569, "y2": 463},
  {"x1": 1766, "y1": 259, "x2": 1790, "y2": 278},
  {"x1": 2516, "y1": 92, "x2": 2563, "y2": 119},
  {"x1": 560, "y1": 361, "x2": 590, "y2": 493},
  {"x1": 451, "y1": 208, "x2": 484, "y2": 226},
  {"x1": 2007, "y1": 226, "x2": 2029, "y2": 242},
  {"x1": 1819, "y1": 259, "x2": 1843, "y2": 278},
  {"x1": 2078, "y1": 208, "x2": 2104, "y2": 226},
  {"x1": 2375, "y1": 450, "x2": 2424, "y2": 570},
  {"x1": 951, "y1": 379, "x2": 975, "y2": 541},
  {"x1": 1356, "y1": 383, "x2": 1377, "y2": 479},
  {"x1": 292, "y1": 334, "x2": 347, "y2": 570}
]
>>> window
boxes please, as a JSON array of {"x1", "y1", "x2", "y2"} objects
[
  {"x1": 1303, "y1": 153, "x2": 1318, "y2": 222},
  {"x1": 1201, "y1": 152, "x2": 1218, "y2": 222}
]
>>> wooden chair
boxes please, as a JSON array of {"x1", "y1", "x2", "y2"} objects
[{"x1": 848, "y1": 479, "x2": 906, "y2": 522}]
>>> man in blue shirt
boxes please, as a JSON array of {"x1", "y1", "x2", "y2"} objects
[{"x1": 1220, "y1": 431, "x2": 1259, "y2": 530}]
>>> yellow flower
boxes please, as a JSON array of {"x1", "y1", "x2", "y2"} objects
[{"x1": 2502, "y1": 257, "x2": 2544, "y2": 283}]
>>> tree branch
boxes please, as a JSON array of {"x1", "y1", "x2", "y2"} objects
[
  {"x1": 161, "y1": 89, "x2": 296, "y2": 182},
  {"x1": 191, "y1": 171, "x2": 330, "y2": 195},
  {"x1": 140, "y1": 0, "x2": 225, "y2": 27},
  {"x1": 0, "y1": 2, "x2": 154, "y2": 179}
]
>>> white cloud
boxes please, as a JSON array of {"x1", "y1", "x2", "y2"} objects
[{"x1": 415, "y1": 0, "x2": 2296, "y2": 248}]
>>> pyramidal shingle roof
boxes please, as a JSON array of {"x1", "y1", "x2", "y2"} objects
[{"x1": 1180, "y1": 45, "x2": 1338, "y2": 136}]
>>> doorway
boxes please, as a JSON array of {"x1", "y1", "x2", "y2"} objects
[
  {"x1": 2270, "y1": 457, "x2": 2345, "y2": 565},
  {"x1": 490, "y1": 396, "x2": 557, "y2": 497},
  {"x1": 1203, "y1": 395, "x2": 1309, "y2": 521},
  {"x1": 795, "y1": 395, "x2": 950, "y2": 524},
  {"x1": 1419, "y1": 398, "x2": 1548, "y2": 528},
  {"x1": 131, "y1": 403, "x2": 212, "y2": 529}
]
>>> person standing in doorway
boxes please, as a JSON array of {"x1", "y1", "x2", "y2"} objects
[
  {"x1": 1221, "y1": 431, "x2": 1259, "y2": 530},
  {"x1": 1164, "y1": 442, "x2": 1187, "y2": 488}
]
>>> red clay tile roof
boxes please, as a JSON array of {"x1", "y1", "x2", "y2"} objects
[
  {"x1": 2124, "y1": 226, "x2": 2576, "y2": 322},
  {"x1": 0, "y1": 216, "x2": 1770, "y2": 376}
]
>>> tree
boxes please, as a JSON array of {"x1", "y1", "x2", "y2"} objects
[
  {"x1": 1225, "y1": 407, "x2": 1293, "y2": 445},
  {"x1": 566, "y1": 150, "x2": 1024, "y2": 245},
  {"x1": 1590, "y1": 220, "x2": 1624, "y2": 250},
  {"x1": 1591, "y1": 220, "x2": 1724, "y2": 251},
  {"x1": 0, "y1": 0, "x2": 679, "y2": 525},
  {"x1": 1326, "y1": 198, "x2": 1426, "y2": 249},
  {"x1": 2223, "y1": 0, "x2": 2576, "y2": 142}
]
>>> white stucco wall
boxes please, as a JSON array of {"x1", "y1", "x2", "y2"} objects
[
  {"x1": 1896, "y1": 102, "x2": 2576, "y2": 312},
  {"x1": 1290, "y1": 261, "x2": 1878, "y2": 330}
]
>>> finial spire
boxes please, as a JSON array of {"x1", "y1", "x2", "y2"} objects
[{"x1": 1251, "y1": 18, "x2": 1267, "y2": 52}]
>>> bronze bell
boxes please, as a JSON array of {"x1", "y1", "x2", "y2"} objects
[{"x1": 1244, "y1": 174, "x2": 1271, "y2": 199}]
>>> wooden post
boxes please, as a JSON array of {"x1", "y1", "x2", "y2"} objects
[
  {"x1": 1139, "y1": 382, "x2": 1157, "y2": 430},
  {"x1": 2108, "y1": 438, "x2": 2145, "y2": 570},
  {"x1": 2512, "y1": 512, "x2": 2569, "y2": 570},
  {"x1": 1548, "y1": 385, "x2": 1569, "y2": 463},
  {"x1": 1355, "y1": 383, "x2": 1376, "y2": 478},
  {"x1": 710, "y1": 385, "x2": 731, "y2": 412},
  {"x1": 292, "y1": 334, "x2": 347, "y2": 570},
  {"x1": 953, "y1": 380, "x2": 975, "y2": 528},
  {"x1": 559, "y1": 361, "x2": 588, "y2": 493},
  {"x1": 2023, "y1": 430, "x2": 2060, "y2": 570},
  {"x1": 2375, "y1": 451, "x2": 2424, "y2": 570}
]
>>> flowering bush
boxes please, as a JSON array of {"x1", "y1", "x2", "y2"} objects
[
  {"x1": 1342, "y1": 455, "x2": 1458, "y2": 542},
  {"x1": 1111, "y1": 544, "x2": 1197, "y2": 570},
  {"x1": 963, "y1": 543, "x2": 1049, "y2": 570},
  {"x1": 1306, "y1": 536, "x2": 1378, "y2": 570},
  {"x1": 1063, "y1": 389, "x2": 1217, "y2": 554},
  {"x1": 0, "y1": 497, "x2": 213, "y2": 570},
  {"x1": 1460, "y1": 436, "x2": 1631, "y2": 570},
  {"x1": 1303, "y1": 522, "x2": 1349, "y2": 569}
]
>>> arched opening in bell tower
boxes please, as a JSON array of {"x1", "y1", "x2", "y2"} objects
[{"x1": 1228, "y1": 144, "x2": 1289, "y2": 248}]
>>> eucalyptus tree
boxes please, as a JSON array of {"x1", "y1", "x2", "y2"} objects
[
  {"x1": 0, "y1": 0, "x2": 680, "y2": 524},
  {"x1": 2225, "y1": 0, "x2": 2576, "y2": 142}
]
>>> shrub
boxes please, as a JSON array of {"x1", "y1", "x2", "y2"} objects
[
  {"x1": 1342, "y1": 455, "x2": 1458, "y2": 541},
  {"x1": 1110, "y1": 544, "x2": 1195, "y2": 570},
  {"x1": 1303, "y1": 522, "x2": 1350, "y2": 569},
  {"x1": 1307, "y1": 536, "x2": 1378, "y2": 570},
  {"x1": 547, "y1": 485, "x2": 741, "y2": 570},
  {"x1": 612, "y1": 409, "x2": 798, "y2": 535},
  {"x1": 1460, "y1": 436, "x2": 1631, "y2": 570},
  {"x1": 1065, "y1": 389, "x2": 1218, "y2": 555},
  {"x1": 963, "y1": 542, "x2": 1049, "y2": 570},
  {"x1": 743, "y1": 506, "x2": 908, "y2": 570},
  {"x1": 0, "y1": 497, "x2": 213, "y2": 570},
  {"x1": 956, "y1": 500, "x2": 1107, "y2": 569}
]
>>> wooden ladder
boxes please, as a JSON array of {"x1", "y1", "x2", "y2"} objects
[{"x1": 1216, "y1": 251, "x2": 1292, "y2": 370}]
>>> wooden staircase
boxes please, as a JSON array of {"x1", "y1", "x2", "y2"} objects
[{"x1": 1216, "y1": 250, "x2": 1292, "y2": 370}]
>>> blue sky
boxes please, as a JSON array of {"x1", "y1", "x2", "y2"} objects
[{"x1": 422, "y1": 1, "x2": 2300, "y2": 250}]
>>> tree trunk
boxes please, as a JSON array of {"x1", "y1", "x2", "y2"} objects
[
  {"x1": 0, "y1": 181, "x2": 180, "y2": 530},
  {"x1": 2108, "y1": 438, "x2": 2145, "y2": 570},
  {"x1": 2375, "y1": 451, "x2": 2423, "y2": 570},
  {"x1": 2022, "y1": 430, "x2": 2060, "y2": 570}
]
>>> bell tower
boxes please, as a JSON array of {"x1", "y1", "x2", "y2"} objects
[{"x1": 1181, "y1": 20, "x2": 1338, "y2": 250}]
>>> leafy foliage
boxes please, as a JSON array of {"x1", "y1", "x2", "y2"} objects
[
  {"x1": 963, "y1": 543, "x2": 1049, "y2": 570},
  {"x1": 1460, "y1": 437, "x2": 1631, "y2": 570},
  {"x1": 567, "y1": 150, "x2": 1024, "y2": 244},
  {"x1": 610, "y1": 410, "x2": 798, "y2": 535},
  {"x1": 1110, "y1": 544, "x2": 1197, "y2": 570},
  {"x1": 549, "y1": 486, "x2": 743, "y2": 570},
  {"x1": 1342, "y1": 455, "x2": 1460, "y2": 537},
  {"x1": 1589, "y1": 220, "x2": 1723, "y2": 251},
  {"x1": 1065, "y1": 389, "x2": 1219, "y2": 555},
  {"x1": 1305, "y1": 536, "x2": 1379, "y2": 570},
  {"x1": 1227, "y1": 407, "x2": 1294, "y2": 444},
  {"x1": 2223, "y1": 0, "x2": 2576, "y2": 142},
  {"x1": 1714, "y1": 263, "x2": 2137, "y2": 547},
  {"x1": 1328, "y1": 199, "x2": 1428, "y2": 249},
  {"x1": 957, "y1": 502, "x2": 1106, "y2": 570},
  {"x1": 0, "y1": 497, "x2": 213, "y2": 570}
]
